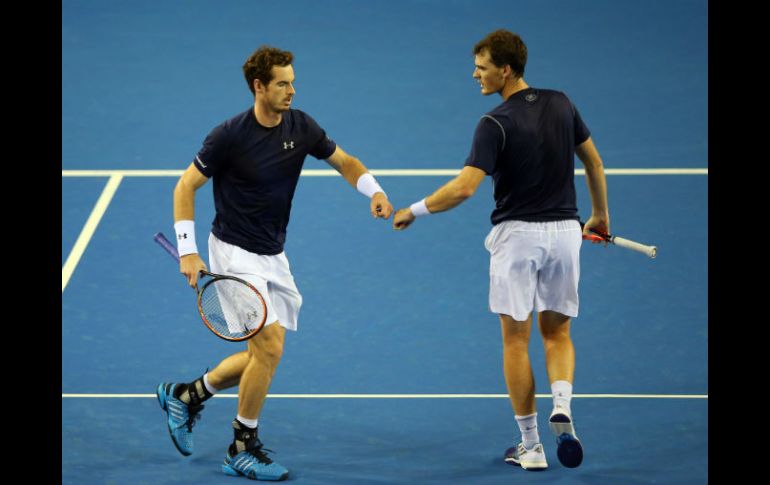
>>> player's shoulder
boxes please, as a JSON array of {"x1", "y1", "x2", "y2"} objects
[
  {"x1": 483, "y1": 98, "x2": 517, "y2": 125},
  {"x1": 287, "y1": 108, "x2": 318, "y2": 124},
  {"x1": 537, "y1": 88, "x2": 567, "y2": 97},
  {"x1": 220, "y1": 108, "x2": 254, "y2": 130},
  {"x1": 285, "y1": 108, "x2": 325, "y2": 134},
  {"x1": 537, "y1": 88, "x2": 574, "y2": 105},
  {"x1": 202, "y1": 108, "x2": 253, "y2": 140}
]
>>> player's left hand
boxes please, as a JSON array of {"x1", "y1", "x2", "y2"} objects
[
  {"x1": 371, "y1": 192, "x2": 393, "y2": 219},
  {"x1": 392, "y1": 208, "x2": 416, "y2": 230}
]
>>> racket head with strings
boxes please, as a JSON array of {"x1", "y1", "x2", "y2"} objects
[
  {"x1": 153, "y1": 232, "x2": 269, "y2": 341},
  {"x1": 196, "y1": 271, "x2": 268, "y2": 342}
]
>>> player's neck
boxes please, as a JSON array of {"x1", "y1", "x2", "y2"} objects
[
  {"x1": 501, "y1": 77, "x2": 529, "y2": 101},
  {"x1": 253, "y1": 102, "x2": 282, "y2": 128}
]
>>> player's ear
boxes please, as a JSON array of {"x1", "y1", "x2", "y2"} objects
[{"x1": 503, "y1": 64, "x2": 513, "y2": 81}]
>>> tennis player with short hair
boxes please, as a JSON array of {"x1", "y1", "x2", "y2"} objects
[
  {"x1": 156, "y1": 45, "x2": 393, "y2": 481},
  {"x1": 393, "y1": 29, "x2": 610, "y2": 471}
]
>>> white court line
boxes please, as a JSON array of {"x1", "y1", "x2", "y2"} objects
[
  {"x1": 62, "y1": 174, "x2": 124, "y2": 293},
  {"x1": 61, "y1": 168, "x2": 708, "y2": 177},
  {"x1": 62, "y1": 393, "x2": 708, "y2": 399}
]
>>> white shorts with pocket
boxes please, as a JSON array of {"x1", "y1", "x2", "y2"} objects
[
  {"x1": 208, "y1": 233, "x2": 302, "y2": 332},
  {"x1": 484, "y1": 219, "x2": 581, "y2": 321}
]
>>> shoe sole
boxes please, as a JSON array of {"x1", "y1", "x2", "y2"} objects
[
  {"x1": 504, "y1": 449, "x2": 548, "y2": 471},
  {"x1": 222, "y1": 463, "x2": 288, "y2": 481},
  {"x1": 504, "y1": 457, "x2": 548, "y2": 471},
  {"x1": 156, "y1": 383, "x2": 192, "y2": 457},
  {"x1": 555, "y1": 433, "x2": 583, "y2": 468}
]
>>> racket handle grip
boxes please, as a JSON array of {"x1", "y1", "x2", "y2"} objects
[
  {"x1": 154, "y1": 232, "x2": 181, "y2": 263},
  {"x1": 612, "y1": 236, "x2": 657, "y2": 259}
]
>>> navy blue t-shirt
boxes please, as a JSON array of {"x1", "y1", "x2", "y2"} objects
[
  {"x1": 464, "y1": 88, "x2": 590, "y2": 225},
  {"x1": 193, "y1": 108, "x2": 337, "y2": 254}
]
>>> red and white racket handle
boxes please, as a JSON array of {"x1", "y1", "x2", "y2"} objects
[{"x1": 581, "y1": 226, "x2": 657, "y2": 259}]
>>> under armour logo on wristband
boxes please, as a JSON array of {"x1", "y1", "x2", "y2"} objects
[
  {"x1": 178, "y1": 233, "x2": 187, "y2": 240},
  {"x1": 283, "y1": 141, "x2": 295, "y2": 149}
]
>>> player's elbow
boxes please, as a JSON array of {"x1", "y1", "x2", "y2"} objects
[
  {"x1": 456, "y1": 184, "x2": 476, "y2": 200},
  {"x1": 173, "y1": 178, "x2": 186, "y2": 197},
  {"x1": 174, "y1": 176, "x2": 195, "y2": 196},
  {"x1": 582, "y1": 157, "x2": 605, "y2": 174}
]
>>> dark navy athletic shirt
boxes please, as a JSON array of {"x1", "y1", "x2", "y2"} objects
[
  {"x1": 464, "y1": 88, "x2": 590, "y2": 225},
  {"x1": 193, "y1": 108, "x2": 337, "y2": 255}
]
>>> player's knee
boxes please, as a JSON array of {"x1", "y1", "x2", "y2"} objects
[
  {"x1": 539, "y1": 311, "x2": 571, "y2": 340},
  {"x1": 501, "y1": 328, "x2": 530, "y2": 350},
  {"x1": 500, "y1": 314, "x2": 531, "y2": 347},
  {"x1": 261, "y1": 337, "x2": 284, "y2": 364},
  {"x1": 540, "y1": 323, "x2": 571, "y2": 343},
  {"x1": 502, "y1": 334, "x2": 530, "y2": 352},
  {"x1": 248, "y1": 324, "x2": 284, "y2": 363}
]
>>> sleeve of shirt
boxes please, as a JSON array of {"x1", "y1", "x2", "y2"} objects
[
  {"x1": 193, "y1": 123, "x2": 229, "y2": 178},
  {"x1": 572, "y1": 102, "x2": 591, "y2": 146},
  {"x1": 304, "y1": 113, "x2": 337, "y2": 160},
  {"x1": 464, "y1": 116, "x2": 504, "y2": 175}
]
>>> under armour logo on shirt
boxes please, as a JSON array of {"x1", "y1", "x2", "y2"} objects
[
  {"x1": 283, "y1": 141, "x2": 295, "y2": 149},
  {"x1": 178, "y1": 233, "x2": 187, "y2": 240}
]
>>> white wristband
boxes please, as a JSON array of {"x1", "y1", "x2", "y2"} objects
[
  {"x1": 174, "y1": 220, "x2": 198, "y2": 257},
  {"x1": 356, "y1": 173, "x2": 386, "y2": 199},
  {"x1": 410, "y1": 198, "x2": 430, "y2": 217}
]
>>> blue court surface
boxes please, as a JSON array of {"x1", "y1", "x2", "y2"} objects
[{"x1": 63, "y1": 1, "x2": 708, "y2": 484}]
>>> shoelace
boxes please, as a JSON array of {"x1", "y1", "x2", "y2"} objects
[
  {"x1": 181, "y1": 404, "x2": 205, "y2": 432},
  {"x1": 245, "y1": 445, "x2": 276, "y2": 465}
]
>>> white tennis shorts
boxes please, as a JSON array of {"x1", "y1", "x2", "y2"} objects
[
  {"x1": 208, "y1": 234, "x2": 302, "y2": 332},
  {"x1": 484, "y1": 219, "x2": 582, "y2": 321}
]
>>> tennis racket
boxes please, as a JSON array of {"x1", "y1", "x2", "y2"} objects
[
  {"x1": 581, "y1": 224, "x2": 657, "y2": 259},
  {"x1": 153, "y1": 232, "x2": 268, "y2": 341}
]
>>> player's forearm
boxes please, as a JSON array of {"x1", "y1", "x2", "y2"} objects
[
  {"x1": 425, "y1": 177, "x2": 473, "y2": 213},
  {"x1": 585, "y1": 154, "x2": 609, "y2": 217},
  {"x1": 577, "y1": 138, "x2": 609, "y2": 217},
  {"x1": 584, "y1": 164, "x2": 609, "y2": 217},
  {"x1": 173, "y1": 177, "x2": 197, "y2": 222},
  {"x1": 340, "y1": 156, "x2": 370, "y2": 190}
]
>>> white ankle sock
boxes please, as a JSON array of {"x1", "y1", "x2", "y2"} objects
[
  {"x1": 515, "y1": 413, "x2": 539, "y2": 449},
  {"x1": 203, "y1": 373, "x2": 219, "y2": 395},
  {"x1": 236, "y1": 414, "x2": 259, "y2": 429},
  {"x1": 551, "y1": 380, "x2": 573, "y2": 414}
]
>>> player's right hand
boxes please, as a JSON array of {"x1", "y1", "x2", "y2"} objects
[
  {"x1": 582, "y1": 214, "x2": 610, "y2": 246},
  {"x1": 180, "y1": 253, "x2": 208, "y2": 288}
]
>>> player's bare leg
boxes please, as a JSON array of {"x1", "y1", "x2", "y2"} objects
[
  {"x1": 539, "y1": 310, "x2": 582, "y2": 468},
  {"x1": 501, "y1": 314, "x2": 547, "y2": 470},
  {"x1": 206, "y1": 351, "x2": 249, "y2": 390},
  {"x1": 222, "y1": 322, "x2": 289, "y2": 480}
]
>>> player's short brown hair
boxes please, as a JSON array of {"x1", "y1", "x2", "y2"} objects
[
  {"x1": 473, "y1": 30, "x2": 527, "y2": 77},
  {"x1": 243, "y1": 46, "x2": 294, "y2": 94}
]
